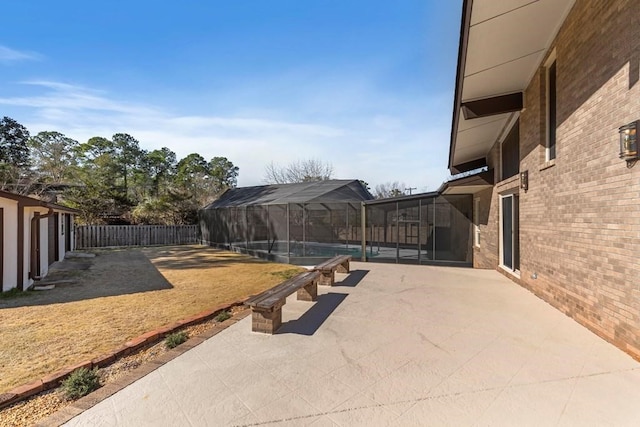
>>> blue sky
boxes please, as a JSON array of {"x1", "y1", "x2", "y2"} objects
[{"x1": 0, "y1": 0, "x2": 461, "y2": 191}]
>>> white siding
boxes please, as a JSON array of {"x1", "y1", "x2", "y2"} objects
[
  {"x1": 58, "y1": 213, "x2": 66, "y2": 260},
  {"x1": 0, "y1": 198, "x2": 18, "y2": 291},
  {"x1": 56, "y1": 213, "x2": 76, "y2": 259},
  {"x1": 22, "y1": 208, "x2": 32, "y2": 288},
  {"x1": 39, "y1": 215, "x2": 48, "y2": 278},
  {"x1": 70, "y1": 215, "x2": 75, "y2": 251},
  {"x1": 23, "y1": 207, "x2": 51, "y2": 287}
]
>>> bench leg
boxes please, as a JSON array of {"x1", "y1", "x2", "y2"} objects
[
  {"x1": 319, "y1": 270, "x2": 334, "y2": 286},
  {"x1": 297, "y1": 280, "x2": 318, "y2": 301},
  {"x1": 337, "y1": 260, "x2": 350, "y2": 274},
  {"x1": 251, "y1": 306, "x2": 282, "y2": 334}
]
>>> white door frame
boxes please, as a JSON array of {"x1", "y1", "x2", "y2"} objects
[{"x1": 499, "y1": 192, "x2": 520, "y2": 276}]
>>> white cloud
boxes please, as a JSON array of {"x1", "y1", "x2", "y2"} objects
[
  {"x1": 0, "y1": 45, "x2": 42, "y2": 63},
  {"x1": 1, "y1": 80, "x2": 161, "y2": 116},
  {"x1": 167, "y1": 116, "x2": 343, "y2": 137},
  {"x1": 0, "y1": 80, "x2": 452, "y2": 190}
]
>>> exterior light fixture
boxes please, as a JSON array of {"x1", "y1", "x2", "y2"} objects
[
  {"x1": 619, "y1": 121, "x2": 639, "y2": 161},
  {"x1": 520, "y1": 170, "x2": 528, "y2": 191}
]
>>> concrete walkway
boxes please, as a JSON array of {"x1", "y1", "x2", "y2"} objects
[{"x1": 64, "y1": 263, "x2": 640, "y2": 426}]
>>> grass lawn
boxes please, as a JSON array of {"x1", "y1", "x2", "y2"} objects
[{"x1": 0, "y1": 245, "x2": 303, "y2": 393}]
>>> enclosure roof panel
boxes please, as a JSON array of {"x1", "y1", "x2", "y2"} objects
[
  {"x1": 363, "y1": 191, "x2": 440, "y2": 206},
  {"x1": 203, "y1": 180, "x2": 373, "y2": 208}
]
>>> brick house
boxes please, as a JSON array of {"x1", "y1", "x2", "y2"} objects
[{"x1": 447, "y1": 0, "x2": 640, "y2": 358}]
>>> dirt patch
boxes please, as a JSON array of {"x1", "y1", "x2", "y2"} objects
[{"x1": 0, "y1": 245, "x2": 303, "y2": 393}]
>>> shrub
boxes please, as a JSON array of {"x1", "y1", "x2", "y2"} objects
[
  {"x1": 165, "y1": 331, "x2": 188, "y2": 349},
  {"x1": 214, "y1": 311, "x2": 231, "y2": 322},
  {"x1": 61, "y1": 368, "x2": 100, "y2": 400}
]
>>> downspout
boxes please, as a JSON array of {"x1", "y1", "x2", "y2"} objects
[{"x1": 29, "y1": 207, "x2": 54, "y2": 281}]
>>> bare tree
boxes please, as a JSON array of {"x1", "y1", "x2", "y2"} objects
[
  {"x1": 373, "y1": 181, "x2": 407, "y2": 199},
  {"x1": 264, "y1": 159, "x2": 333, "y2": 184},
  {"x1": 264, "y1": 161, "x2": 288, "y2": 184}
]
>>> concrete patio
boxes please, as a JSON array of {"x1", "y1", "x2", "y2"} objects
[{"x1": 64, "y1": 262, "x2": 640, "y2": 426}]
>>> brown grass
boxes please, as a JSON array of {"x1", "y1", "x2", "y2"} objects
[{"x1": 0, "y1": 245, "x2": 303, "y2": 393}]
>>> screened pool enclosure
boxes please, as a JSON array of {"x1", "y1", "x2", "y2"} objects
[
  {"x1": 200, "y1": 180, "x2": 371, "y2": 265},
  {"x1": 363, "y1": 193, "x2": 472, "y2": 265},
  {"x1": 200, "y1": 180, "x2": 473, "y2": 265}
]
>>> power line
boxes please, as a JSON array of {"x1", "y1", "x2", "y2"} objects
[{"x1": 405, "y1": 187, "x2": 417, "y2": 195}]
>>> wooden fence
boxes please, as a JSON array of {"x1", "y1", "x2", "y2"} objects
[{"x1": 75, "y1": 225, "x2": 200, "y2": 249}]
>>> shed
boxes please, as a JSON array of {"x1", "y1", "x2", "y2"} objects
[{"x1": 0, "y1": 190, "x2": 78, "y2": 292}]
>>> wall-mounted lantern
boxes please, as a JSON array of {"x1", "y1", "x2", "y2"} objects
[
  {"x1": 520, "y1": 170, "x2": 528, "y2": 192},
  {"x1": 619, "y1": 121, "x2": 639, "y2": 161}
]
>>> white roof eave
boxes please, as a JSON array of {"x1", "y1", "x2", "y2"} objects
[{"x1": 451, "y1": 0, "x2": 576, "y2": 168}]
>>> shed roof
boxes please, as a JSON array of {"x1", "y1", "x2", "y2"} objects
[
  {"x1": 203, "y1": 180, "x2": 373, "y2": 209},
  {"x1": 0, "y1": 190, "x2": 80, "y2": 213}
]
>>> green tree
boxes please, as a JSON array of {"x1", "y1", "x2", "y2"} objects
[
  {"x1": 66, "y1": 136, "x2": 240, "y2": 224},
  {"x1": 112, "y1": 133, "x2": 144, "y2": 196},
  {"x1": 76, "y1": 136, "x2": 114, "y2": 161},
  {"x1": 209, "y1": 156, "x2": 238, "y2": 190},
  {"x1": 170, "y1": 153, "x2": 239, "y2": 221},
  {"x1": 128, "y1": 147, "x2": 180, "y2": 224},
  {"x1": 176, "y1": 153, "x2": 208, "y2": 179},
  {"x1": 132, "y1": 191, "x2": 198, "y2": 225},
  {"x1": 146, "y1": 147, "x2": 177, "y2": 196},
  {"x1": 175, "y1": 153, "x2": 207, "y2": 191},
  {"x1": 0, "y1": 117, "x2": 31, "y2": 194},
  {"x1": 175, "y1": 153, "x2": 238, "y2": 200},
  {"x1": 0, "y1": 116, "x2": 30, "y2": 167},
  {"x1": 67, "y1": 136, "x2": 129, "y2": 223}
]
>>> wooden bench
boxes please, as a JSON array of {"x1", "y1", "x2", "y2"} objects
[
  {"x1": 244, "y1": 270, "x2": 320, "y2": 334},
  {"x1": 314, "y1": 255, "x2": 352, "y2": 286}
]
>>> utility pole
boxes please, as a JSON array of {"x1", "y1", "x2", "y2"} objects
[{"x1": 405, "y1": 187, "x2": 417, "y2": 195}]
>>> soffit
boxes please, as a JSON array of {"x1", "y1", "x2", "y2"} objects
[
  {"x1": 450, "y1": 0, "x2": 575, "y2": 169},
  {"x1": 441, "y1": 185, "x2": 490, "y2": 195},
  {"x1": 455, "y1": 112, "x2": 511, "y2": 163}
]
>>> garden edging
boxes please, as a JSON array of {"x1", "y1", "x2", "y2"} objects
[{"x1": 0, "y1": 299, "x2": 247, "y2": 411}]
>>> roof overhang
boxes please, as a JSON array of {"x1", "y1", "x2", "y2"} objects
[
  {"x1": 0, "y1": 190, "x2": 79, "y2": 213},
  {"x1": 47, "y1": 203, "x2": 80, "y2": 214},
  {"x1": 0, "y1": 190, "x2": 47, "y2": 207},
  {"x1": 439, "y1": 169, "x2": 494, "y2": 195},
  {"x1": 448, "y1": 0, "x2": 576, "y2": 173}
]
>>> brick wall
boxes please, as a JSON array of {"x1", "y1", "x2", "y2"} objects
[
  {"x1": 477, "y1": 0, "x2": 640, "y2": 358},
  {"x1": 472, "y1": 143, "x2": 500, "y2": 269}
]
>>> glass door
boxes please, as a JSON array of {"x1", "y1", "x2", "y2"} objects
[{"x1": 501, "y1": 194, "x2": 519, "y2": 271}]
